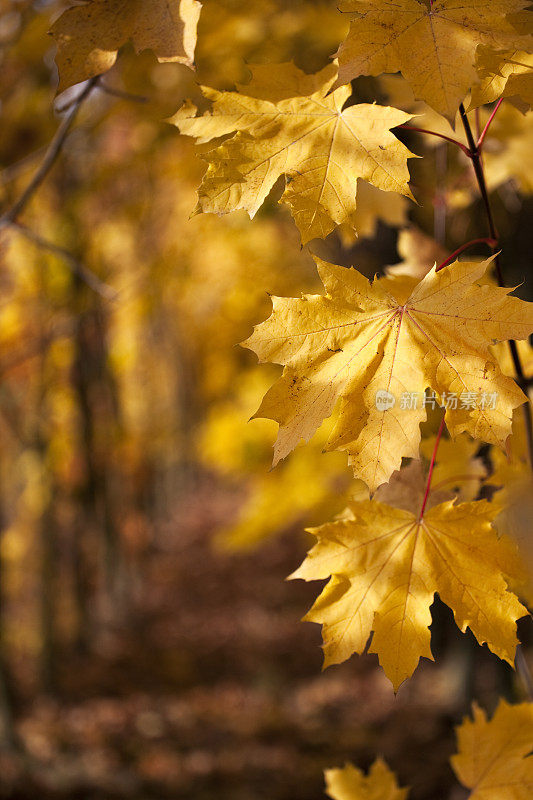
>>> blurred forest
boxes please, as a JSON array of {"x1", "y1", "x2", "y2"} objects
[{"x1": 0, "y1": 1, "x2": 532, "y2": 798}]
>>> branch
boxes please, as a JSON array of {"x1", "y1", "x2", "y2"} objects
[
  {"x1": 98, "y1": 82, "x2": 149, "y2": 105},
  {"x1": 0, "y1": 77, "x2": 98, "y2": 226},
  {"x1": 458, "y1": 102, "x2": 533, "y2": 470},
  {"x1": 5, "y1": 222, "x2": 117, "y2": 301}
]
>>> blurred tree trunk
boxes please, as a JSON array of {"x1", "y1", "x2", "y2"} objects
[{"x1": 71, "y1": 285, "x2": 125, "y2": 641}]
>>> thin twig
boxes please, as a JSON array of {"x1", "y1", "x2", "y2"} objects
[
  {"x1": 5, "y1": 222, "x2": 117, "y2": 301},
  {"x1": 476, "y1": 98, "x2": 503, "y2": 151},
  {"x1": 398, "y1": 124, "x2": 471, "y2": 156},
  {"x1": 458, "y1": 102, "x2": 533, "y2": 470},
  {"x1": 418, "y1": 414, "x2": 446, "y2": 521},
  {"x1": 436, "y1": 237, "x2": 498, "y2": 271},
  {"x1": 0, "y1": 77, "x2": 98, "y2": 225}
]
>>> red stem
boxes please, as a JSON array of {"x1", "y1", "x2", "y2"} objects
[
  {"x1": 458, "y1": 101, "x2": 533, "y2": 471},
  {"x1": 418, "y1": 414, "x2": 446, "y2": 521},
  {"x1": 476, "y1": 98, "x2": 503, "y2": 151},
  {"x1": 436, "y1": 237, "x2": 498, "y2": 271},
  {"x1": 398, "y1": 125, "x2": 471, "y2": 156}
]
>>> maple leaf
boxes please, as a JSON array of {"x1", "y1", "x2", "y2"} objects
[
  {"x1": 171, "y1": 63, "x2": 416, "y2": 243},
  {"x1": 50, "y1": 0, "x2": 202, "y2": 92},
  {"x1": 470, "y1": 49, "x2": 533, "y2": 112},
  {"x1": 243, "y1": 255, "x2": 533, "y2": 492},
  {"x1": 483, "y1": 104, "x2": 533, "y2": 194},
  {"x1": 488, "y1": 414, "x2": 533, "y2": 606},
  {"x1": 325, "y1": 759, "x2": 409, "y2": 800},
  {"x1": 334, "y1": 0, "x2": 532, "y2": 121},
  {"x1": 291, "y1": 498, "x2": 527, "y2": 690},
  {"x1": 451, "y1": 700, "x2": 533, "y2": 799}
]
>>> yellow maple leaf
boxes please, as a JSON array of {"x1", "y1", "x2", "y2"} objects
[
  {"x1": 243, "y1": 255, "x2": 533, "y2": 492},
  {"x1": 50, "y1": 0, "x2": 202, "y2": 91},
  {"x1": 291, "y1": 498, "x2": 526, "y2": 690},
  {"x1": 325, "y1": 759, "x2": 409, "y2": 800},
  {"x1": 451, "y1": 700, "x2": 533, "y2": 800},
  {"x1": 334, "y1": 0, "x2": 532, "y2": 121},
  {"x1": 470, "y1": 49, "x2": 533, "y2": 112},
  {"x1": 172, "y1": 63, "x2": 416, "y2": 243}
]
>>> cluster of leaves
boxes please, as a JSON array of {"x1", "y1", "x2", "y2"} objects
[
  {"x1": 3, "y1": 0, "x2": 533, "y2": 797},
  {"x1": 325, "y1": 700, "x2": 533, "y2": 799}
]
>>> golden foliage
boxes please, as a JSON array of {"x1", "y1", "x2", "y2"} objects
[
  {"x1": 50, "y1": 0, "x2": 202, "y2": 90},
  {"x1": 325, "y1": 759, "x2": 408, "y2": 800},
  {"x1": 291, "y1": 497, "x2": 525, "y2": 690},
  {"x1": 334, "y1": 0, "x2": 531, "y2": 120},
  {"x1": 172, "y1": 63, "x2": 415, "y2": 243},
  {"x1": 451, "y1": 701, "x2": 533, "y2": 799}
]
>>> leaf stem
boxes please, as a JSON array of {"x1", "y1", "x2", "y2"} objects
[
  {"x1": 458, "y1": 102, "x2": 533, "y2": 470},
  {"x1": 418, "y1": 413, "x2": 446, "y2": 521},
  {"x1": 435, "y1": 237, "x2": 498, "y2": 271},
  {"x1": 476, "y1": 98, "x2": 503, "y2": 151},
  {"x1": 398, "y1": 124, "x2": 471, "y2": 156}
]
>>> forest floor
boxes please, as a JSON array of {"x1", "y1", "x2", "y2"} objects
[{"x1": 0, "y1": 475, "x2": 518, "y2": 800}]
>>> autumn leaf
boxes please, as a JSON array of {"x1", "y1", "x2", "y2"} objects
[
  {"x1": 483, "y1": 104, "x2": 533, "y2": 194},
  {"x1": 470, "y1": 49, "x2": 533, "y2": 112},
  {"x1": 243, "y1": 255, "x2": 533, "y2": 492},
  {"x1": 291, "y1": 498, "x2": 526, "y2": 690},
  {"x1": 488, "y1": 413, "x2": 533, "y2": 606},
  {"x1": 325, "y1": 759, "x2": 409, "y2": 800},
  {"x1": 334, "y1": 0, "x2": 532, "y2": 121},
  {"x1": 172, "y1": 63, "x2": 416, "y2": 243},
  {"x1": 451, "y1": 700, "x2": 533, "y2": 799},
  {"x1": 50, "y1": 0, "x2": 202, "y2": 92}
]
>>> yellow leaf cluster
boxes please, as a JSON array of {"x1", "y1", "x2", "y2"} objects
[
  {"x1": 334, "y1": 0, "x2": 532, "y2": 120},
  {"x1": 325, "y1": 700, "x2": 533, "y2": 799}
]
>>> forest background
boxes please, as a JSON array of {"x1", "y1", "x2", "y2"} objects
[{"x1": 0, "y1": 1, "x2": 532, "y2": 798}]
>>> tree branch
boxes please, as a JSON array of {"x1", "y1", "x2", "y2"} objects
[
  {"x1": 458, "y1": 102, "x2": 533, "y2": 470},
  {"x1": 0, "y1": 77, "x2": 98, "y2": 226},
  {"x1": 5, "y1": 222, "x2": 117, "y2": 301}
]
